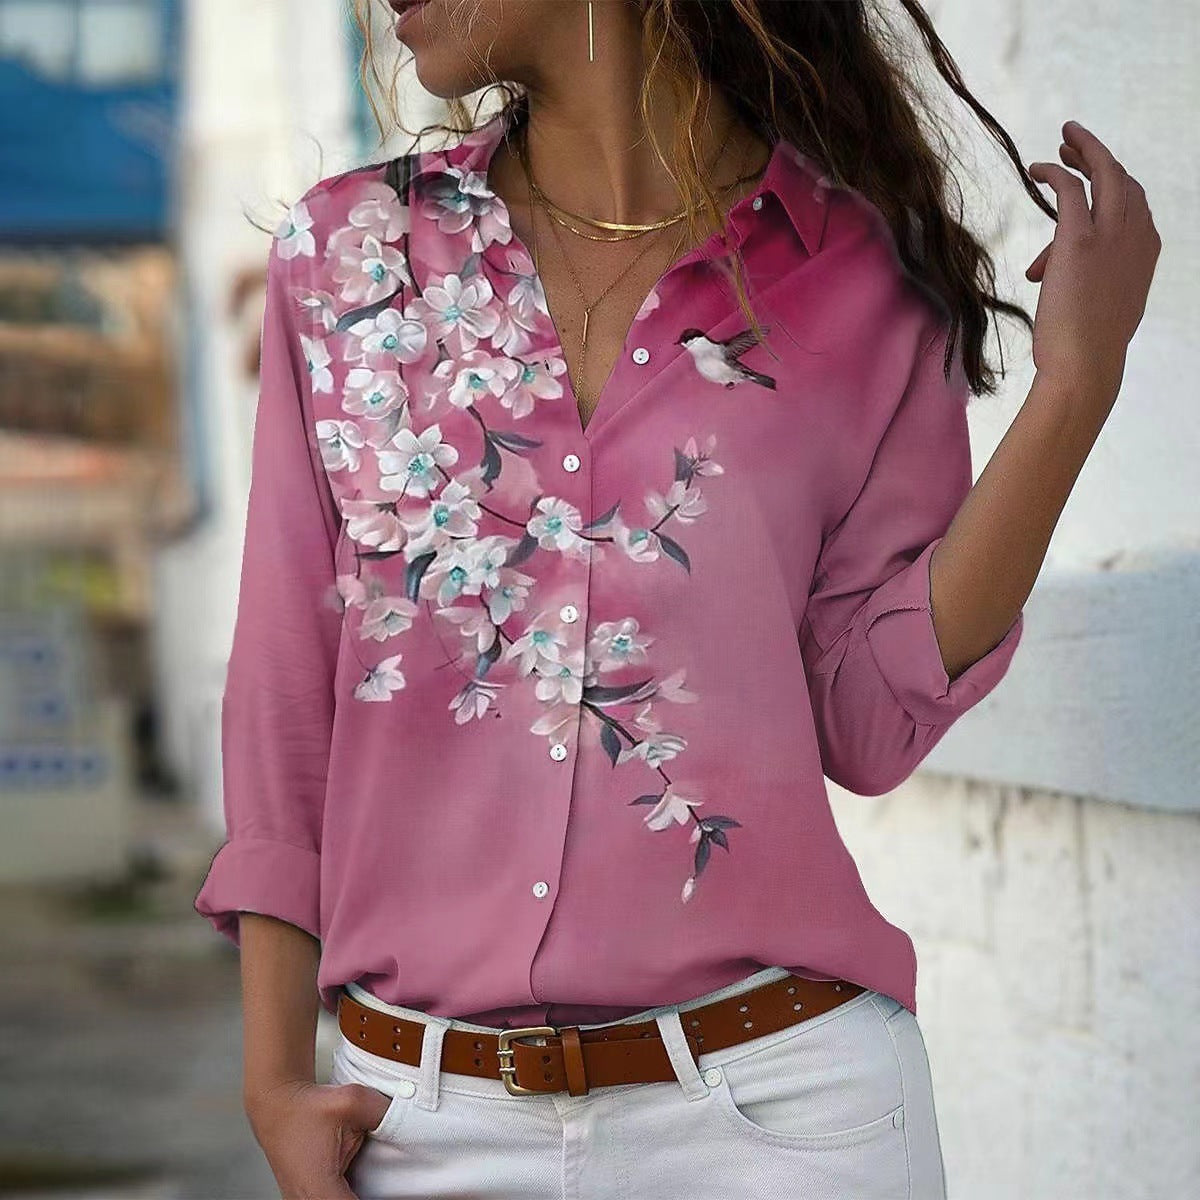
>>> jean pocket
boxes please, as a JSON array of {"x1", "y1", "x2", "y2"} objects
[
  {"x1": 705, "y1": 988, "x2": 906, "y2": 1147},
  {"x1": 330, "y1": 1035, "x2": 419, "y2": 1144}
]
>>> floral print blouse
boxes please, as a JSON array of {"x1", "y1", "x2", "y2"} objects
[{"x1": 193, "y1": 101, "x2": 1024, "y2": 1026}]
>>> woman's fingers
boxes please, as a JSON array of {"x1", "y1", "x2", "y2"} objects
[
  {"x1": 1025, "y1": 241, "x2": 1053, "y2": 282},
  {"x1": 1060, "y1": 119, "x2": 1127, "y2": 228},
  {"x1": 1028, "y1": 160, "x2": 1091, "y2": 230}
]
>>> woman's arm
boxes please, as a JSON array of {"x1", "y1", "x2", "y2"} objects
[
  {"x1": 929, "y1": 118, "x2": 1161, "y2": 679},
  {"x1": 240, "y1": 914, "x2": 322, "y2": 1109},
  {"x1": 239, "y1": 914, "x2": 388, "y2": 1200}
]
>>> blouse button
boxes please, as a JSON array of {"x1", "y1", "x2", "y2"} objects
[
  {"x1": 532, "y1": 881, "x2": 550, "y2": 899},
  {"x1": 751, "y1": 195, "x2": 764, "y2": 211},
  {"x1": 549, "y1": 742, "x2": 568, "y2": 761},
  {"x1": 631, "y1": 346, "x2": 650, "y2": 365},
  {"x1": 562, "y1": 453, "x2": 581, "y2": 473},
  {"x1": 559, "y1": 604, "x2": 579, "y2": 624}
]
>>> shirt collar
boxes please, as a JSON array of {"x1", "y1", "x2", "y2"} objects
[{"x1": 408, "y1": 105, "x2": 829, "y2": 258}]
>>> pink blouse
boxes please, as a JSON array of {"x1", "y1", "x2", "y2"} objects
[{"x1": 193, "y1": 102, "x2": 1024, "y2": 1026}]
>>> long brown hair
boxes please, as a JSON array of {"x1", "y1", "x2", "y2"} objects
[{"x1": 353, "y1": 0, "x2": 1055, "y2": 398}]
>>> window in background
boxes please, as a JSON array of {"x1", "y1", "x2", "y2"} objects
[
  {"x1": 78, "y1": 0, "x2": 161, "y2": 85},
  {"x1": 0, "y1": 0, "x2": 164, "y2": 86},
  {"x1": 0, "y1": 0, "x2": 74, "y2": 78}
]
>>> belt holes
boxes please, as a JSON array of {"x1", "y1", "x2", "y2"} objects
[
  {"x1": 542, "y1": 1053, "x2": 552, "y2": 1064},
  {"x1": 689, "y1": 1018, "x2": 701, "y2": 1028},
  {"x1": 640, "y1": 1030, "x2": 651, "y2": 1038},
  {"x1": 474, "y1": 1040, "x2": 483, "y2": 1050},
  {"x1": 393, "y1": 1025, "x2": 402, "y2": 1034},
  {"x1": 743, "y1": 1020, "x2": 753, "y2": 1029},
  {"x1": 392, "y1": 1042, "x2": 401, "y2": 1051},
  {"x1": 357, "y1": 1031, "x2": 367, "y2": 1040},
  {"x1": 359, "y1": 1014, "x2": 367, "y2": 1023},
  {"x1": 738, "y1": 1004, "x2": 749, "y2": 1013},
  {"x1": 474, "y1": 1057, "x2": 483, "y2": 1067},
  {"x1": 793, "y1": 1002, "x2": 803, "y2": 1011},
  {"x1": 786, "y1": 986, "x2": 797, "y2": 995},
  {"x1": 544, "y1": 1072, "x2": 554, "y2": 1082},
  {"x1": 834, "y1": 984, "x2": 843, "y2": 991}
]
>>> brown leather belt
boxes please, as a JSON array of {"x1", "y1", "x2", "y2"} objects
[{"x1": 337, "y1": 974, "x2": 866, "y2": 1097}]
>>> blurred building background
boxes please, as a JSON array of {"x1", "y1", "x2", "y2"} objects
[{"x1": 0, "y1": 2, "x2": 1195, "y2": 1198}]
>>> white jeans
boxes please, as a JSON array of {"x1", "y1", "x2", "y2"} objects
[{"x1": 330, "y1": 966, "x2": 947, "y2": 1199}]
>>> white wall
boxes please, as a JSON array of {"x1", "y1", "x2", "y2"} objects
[{"x1": 839, "y1": 3, "x2": 1200, "y2": 1197}]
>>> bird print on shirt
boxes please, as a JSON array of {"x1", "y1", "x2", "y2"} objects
[{"x1": 676, "y1": 325, "x2": 777, "y2": 390}]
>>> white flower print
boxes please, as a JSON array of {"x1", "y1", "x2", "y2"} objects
[
  {"x1": 316, "y1": 419, "x2": 365, "y2": 473},
  {"x1": 343, "y1": 368, "x2": 408, "y2": 421},
  {"x1": 422, "y1": 166, "x2": 514, "y2": 250},
  {"x1": 275, "y1": 200, "x2": 316, "y2": 259},
  {"x1": 683, "y1": 434, "x2": 724, "y2": 477},
  {"x1": 347, "y1": 180, "x2": 410, "y2": 242},
  {"x1": 611, "y1": 516, "x2": 662, "y2": 564},
  {"x1": 504, "y1": 614, "x2": 565, "y2": 677},
  {"x1": 341, "y1": 498, "x2": 407, "y2": 553},
  {"x1": 354, "y1": 653, "x2": 406, "y2": 701},
  {"x1": 500, "y1": 355, "x2": 568, "y2": 419},
  {"x1": 348, "y1": 308, "x2": 428, "y2": 366},
  {"x1": 534, "y1": 647, "x2": 585, "y2": 707},
  {"x1": 400, "y1": 477, "x2": 483, "y2": 557},
  {"x1": 527, "y1": 497, "x2": 587, "y2": 556},
  {"x1": 484, "y1": 567, "x2": 534, "y2": 625},
  {"x1": 420, "y1": 534, "x2": 511, "y2": 606},
  {"x1": 646, "y1": 478, "x2": 707, "y2": 525},
  {"x1": 449, "y1": 678, "x2": 504, "y2": 724},
  {"x1": 616, "y1": 728, "x2": 687, "y2": 768},
  {"x1": 300, "y1": 334, "x2": 334, "y2": 394},
  {"x1": 332, "y1": 233, "x2": 409, "y2": 306},
  {"x1": 406, "y1": 273, "x2": 500, "y2": 353},
  {"x1": 587, "y1": 618, "x2": 653, "y2": 673},
  {"x1": 360, "y1": 594, "x2": 419, "y2": 642},
  {"x1": 294, "y1": 288, "x2": 338, "y2": 334},
  {"x1": 436, "y1": 603, "x2": 497, "y2": 655},
  {"x1": 433, "y1": 349, "x2": 519, "y2": 410},
  {"x1": 296, "y1": 163, "x2": 745, "y2": 903},
  {"x1": 378, "y1": 423, "x2": 458, "y2": 498},
  {"x1": 643, "y1": 788, "x2": 702, "y2": 832}
]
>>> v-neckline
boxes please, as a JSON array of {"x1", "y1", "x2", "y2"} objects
[{"x1": 472, "y1": 104, "x2": 755, "y2": 443}]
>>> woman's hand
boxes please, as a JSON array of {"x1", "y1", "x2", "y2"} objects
[
  {"x1": 246, "y1": 1077, "x2": 392, "y2": 1199},
  {"x1": 1025, "y1": 119, "x2": 1161, "y2": 409}
]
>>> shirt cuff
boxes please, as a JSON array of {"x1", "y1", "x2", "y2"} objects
[
  {"x1": 859, "y1": 536, "x2": 1024, "y2": 728},
  {"x1": 193, "y1": 836, "x2": 322, "y2": 946}
]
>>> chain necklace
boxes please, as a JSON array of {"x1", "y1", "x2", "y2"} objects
[
  {"x1": 516, "y1": 115, "x2": 753, "y2": 418},
  {"x1": 524, "y1": 155, "x2": 684, "y2": 420},
  {"x1": 515, "y1": 116, "x2": 759, "y2": 243}
]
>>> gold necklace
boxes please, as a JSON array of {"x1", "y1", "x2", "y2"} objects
[
  {"x1": 524, "y1": 157, "x2": 686, "y2": 420},
  {"x1": 530, "y1": 156, "x2": 769, "y2": 244},
  {"x1": 514, "y1": 115, "x2": 752, "y2": 239}
]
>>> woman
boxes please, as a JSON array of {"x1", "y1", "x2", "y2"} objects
[{"x1": 194, "y1": 1, "x2": 1159, "y2": 1197}]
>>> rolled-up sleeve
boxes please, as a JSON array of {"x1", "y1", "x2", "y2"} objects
[
  {"x1": 798, "y1": 313, "x2": 1024, "y2": 796},
  {"x1": 193, "y1": 229, "x2": 342, "y2": 945}
]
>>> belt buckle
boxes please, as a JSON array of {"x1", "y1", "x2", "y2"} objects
[{"x1": 496, "y1": 1025, "x2": 559, "y2": 1095}]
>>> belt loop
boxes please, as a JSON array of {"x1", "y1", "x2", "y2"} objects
[
  {"x1": 653, "y1": 1010, "x2": 708, "y2": 1102},
  {"x1": 416, "y1": 1016, "x2": 451, "y2": 1111}
]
